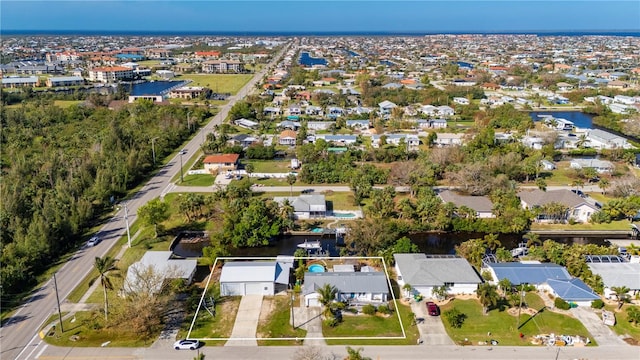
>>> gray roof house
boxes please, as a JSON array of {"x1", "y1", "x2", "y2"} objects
[
  {"x1": 219, "y1": 261, "x2": 291, "y2": 296},
  {"x1": 569, "y1": 158, "x2": 614, "y2": 174},
  {"x1": 303, "y1": 271, "x2": 389, "y2": 306},
  {"x1": 123, "y1": 251, "x2": 197, "y2": 296},
  {"x1": 394, "y1": 254, "x2": 482, "y2": 298},
  {"x1": 438, "y1": 190, "x2": 495, "y2": 218},
  {"x1": 518, "y1": 189, "x2": 598, "y2": 223},
  {"x1": 587, "y1": 257, "x2": 640, "y2": 300},
  {"x1": 273, "y1": 194, "x2": 326, "y2": 219},
  {"x1": 586, "y1": 129, "x2": 630, "y2": 150}
]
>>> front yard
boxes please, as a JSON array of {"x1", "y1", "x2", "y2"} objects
[
  {"x1": 606, "y1": 304, "x2": 640, "y2": 344},
  {"x1": 256, "y1": 294, "x2": 306, "y2": 345},
  {"x1": 440, "y1": 295, "x2": 594, "y2": 346}
]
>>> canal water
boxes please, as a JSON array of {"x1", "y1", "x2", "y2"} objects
[
  {"x1": 173, "y1": 232, "x2": 621, "y2": 258},
  {"x1": 299, "y1": 52, "x2": 327, "y2": 66},
  {"x1": 529, "y1": 111, "x2": 594, "y2": 129}
]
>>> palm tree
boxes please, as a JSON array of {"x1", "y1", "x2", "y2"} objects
[
  {"x1": 482, "y1": 234, "x2": 501, "y2": 252},
  {"x1": 286, "y1": 173, "x2": 297, "y2": 196},
  {"x1": 244, "y1": 163, "x2": 255, "y2": 184},
  {"x1": 316, "y1": 283, "x2": 338, "y2": 317},
  {"x1": 524, "y1": 233, "x2": 542, "y2": 248},
  {"x1": 477, "y1": 283, "x2": 500, "y2": 315},
  {"x1": 610, "y1": 286, "x2": 630, "y2": 310},
  {"x1": 92, "y1": 256, "x2": 118, "y2": 321},
  {"x1": 402, "y1": 283, "x2": 413, "y2": 299},
  {"x1": 598, "y1": 178, "x2": 610, "y2": 194}
]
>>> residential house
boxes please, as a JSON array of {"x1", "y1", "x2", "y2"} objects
[
  {"x1": 219, "y1": 261, "x2": 291, "y2": 296},
  {"x1": 228, "y1": 134, "x2": 259, "y2": 148},
  {"x1": 303, "y1": 271, "x2": 389, "y2": 306},
  {"x1": 453, "y1": 97, "x2": 470, "y2": 105},
  {"x1": 307, "y1": 121, "x2": 333, "y2": 131},
  {"x1": 438, "y1": 190, "x2": 495, "y2": 218},
  {"x1": 371, "y1": 134, "x2": 420, "y2": 150},
  {"x1": 327, "y1": 107, "x2": 345, "y2": 119},
  {"x1": 394, "y1": 254, "x2": 482, "y2": 298},
  {"x1": 169, "y1": 86, "x2": 207, "y2": 100},
  {"x1": 586, "y1": 129, "x2": 630, "y2": 150},
  {"x1": 569, "y1": 158, "x2": 614, "y2": 174},
  {"x1": 378, "y1": 100, "x2": 397, "y2": 116},
  {"x1": 483, "y1": 262, "x2": 599, "y2": 306},
  {"x1": 1, "y1": 76, "x2": 39, "y2": 88},
  {"x1": 517, "y1": 189, "x2": 598, "y2": 223},
  {"x1": 305, "y1": 105, "x2": 323, "y2": 116},
  {"x1": 434, "y1": 133, "x2": 464, "y2": 147},
  {"x1": 277, "y1": 121, "x2": 301, "y2": 131},
  {"x1": 437, "y1": 105, "x2": 455, "y2": 117},
  {"x1": 541, "y1": 160, "x2": 556, "y2": 171},
  {"x1": 586, "y1": 255, "x2": 640, "y2": 300},
  {"x1": 416, "y1": 119, "x2": 447, "y2": 129},
  {"x1": 273, "y1": 194, "x2": 327, "y2": 219},
  {"x1": 234, "y1": 118, "x2": 259, "y2": 130},
  {"x1": 278, "y1": 130, "x2": 297, "y2": 146},
  {"x1": 123, "y1": 251, "x2": 196, "y2": 295},
  {"x1": 203, "y1": 154, "x2": 240, "y2": 173},
  {"x1": 346, "y1": 120, "x2": 371, "y2": 130},
  {"x1": 263, "y1": 106, "x2": 282, "y2": 116},
  {"x1": 314, "y1": 134, "x2": 358, "y2": 146}
]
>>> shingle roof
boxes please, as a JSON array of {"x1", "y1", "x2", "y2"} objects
[
  {"x1": 393, "y1": 254, "x2": 482, "y2": 286},
  {"x1": 517, "y1": 189, "x2": 589, "y2": 209},
  {"x1": 438, "y1": 190, "x2": 494, "y2": 213},
  {"x1": 303, "y1": 272, "x2": 389, "y2": 295},
  {"x1": 274, "y1": 194, "x2": 326, "y2": 213}
]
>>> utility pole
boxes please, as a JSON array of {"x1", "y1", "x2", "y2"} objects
[
  {"x1": 517, "y1": 285, "x2": 524, "y2": 329},
  {"x1": 179, "y1": 150, "x2": 186, "y2": 183},
  {"x1": 53, "y1": 273, "x2": 64, "y2": 333},
  {"x1": 124, "y1": 203, "x2": 131, "y2": 248},
  {"x1": 291, "y1": 293, "x2": 295, "y2": 329}
]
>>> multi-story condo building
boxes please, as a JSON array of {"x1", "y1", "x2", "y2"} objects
[{"x1": 88, "y1": 66, "x2": 134, "y2": 83}]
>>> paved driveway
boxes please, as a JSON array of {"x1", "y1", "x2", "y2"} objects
[
  {"x1": 411, "y1": 300, "x2": 454, "y2": 345},
  {"x1": 226, "y1": 295, "x2": 263, "y2": 346},
  {"x1": 570, "y1": 307, "x2": 627, "y2": 346}
]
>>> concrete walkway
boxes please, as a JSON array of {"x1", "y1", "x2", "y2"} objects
[
  {"x1": 570, "y1": 307, "x2": 627, "y2": 346},
  {"x1": 410, "y1": 300, "x2": 454, "y2": 345},
  {"x1": 226, "y1": 295, "x2": 263, "y2": 346},
  {"x1": 297, "y1": 306, "x2": 326, "y2": 346}
]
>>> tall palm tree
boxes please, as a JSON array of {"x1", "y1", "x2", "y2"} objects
[
  {"x1": 316, "y1": 283, "x2": 338, "y2": 317},
  {"x1": 286, "y1": 173, "x2": 297, "y2": 196},
  {"x1": 92, "y1": 256, "x2": 118, "y2": 321},
  {"x1": 610, "y1": 286, "x2": 630, "y2": 310},
  {"x1": 477, "y1": 283, "x2": 500, "y2": 315},
  {"x1": 598, "y1": 178, "x2": 610, "y2": 194}
]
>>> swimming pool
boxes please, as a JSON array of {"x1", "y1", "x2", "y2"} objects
[
  {"x1": 334, "y1": 212, "x2": 356, "y2": 218},
  {"x1": 308, "y1": 264, "x2": 325, "y2": 273}
]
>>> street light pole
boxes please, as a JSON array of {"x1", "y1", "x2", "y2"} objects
[
  {"x1": 124, "y1": 202, "x2": 131, "y2": 248},
  {"x1": 151, "y1": 137, "x2": 158, "y2": 165},
  {"x1": 179, "y1": 150, "x2": 185, "y2": 183},
  {"x1": 53, "y1": 273, "x2": 64, "y2": 333}
]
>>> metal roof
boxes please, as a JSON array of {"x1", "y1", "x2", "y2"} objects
[
  {"x1": 394, "y1": 253, "x2": 483, "y2": 286},
  {"x1": 487, "y1": 262, "x2": 571, "y2": 285},
  {"x1": 587, "y1": 262, "x2": 640, "y2": 290},
  {"x1": 219, "y1": 261, "x2": 283, "y2": 283},
  {"x1": 547, "y1": 278, "x2": 600, "y2": 302}
]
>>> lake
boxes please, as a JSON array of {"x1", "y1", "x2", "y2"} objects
[
  {"x1": 299, "y1": 52, "x2": 327, "y2": 66},
  {"x1": 529, "y1": 111, "x2": 594, "y2": 129}
]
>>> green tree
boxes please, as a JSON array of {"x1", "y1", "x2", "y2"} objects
[
  {"x1": 345, "y1": 347, "x2": 371, "y2": 360},
  {"x1": 432, "y1": 285, "x2": 449, "y2": 301},
  {"x1": 287, "y1": 173, "x2": 297, "y2": 196},
  {"x1": 244, "y1": 163, "x2": 255, "y2": 184},
  {"x1": 92, "y1": 256, "x2": 118, "y2": 321},
  {"x1": 611, "y1": 286, "x2": 631, "y2": 310},
  {"x1": 598, "y1": 178, "x2": 610, "y2": 194},
  {"x1": 137, "y1": 198, "x2": 170, "y2": 238},
  {"x1": 317, "y1": 283, "x2": 339, "y2": 317},
  {"x1": 477, "y1": 283, "x2": 500, "y2": 315},
  {"x1": 627, "y1": 306, "x2": 640, "y2": 325}
]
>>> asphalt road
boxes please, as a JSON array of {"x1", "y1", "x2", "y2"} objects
[
  {"x1": 0, "y1": 45, "x2": 289, "y2": 360},
  {"x1": 35, "y1": 343, "x2": 640, "y2": 360}
]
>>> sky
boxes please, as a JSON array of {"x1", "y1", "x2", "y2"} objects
[{"x1": 2, "y1": 0, "x2": 639, "y2": 34}]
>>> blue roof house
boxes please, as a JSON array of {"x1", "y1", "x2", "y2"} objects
[{"x1": 484, "y1": 262, "x2": 600, "y2": 306}]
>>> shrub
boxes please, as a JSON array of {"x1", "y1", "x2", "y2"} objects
[
  {"x1": 554, "y1": 297, "x2": 571, "y2": 310},
  {"x1": 481, "y1": 270, "x2": 493, "y2": 281},
  {"x1": 444, "y1": 308, "x2": 467, "y2": 329},
  {"x1": 377, "y1": 304, "x2": 391, "y2": 315},
  {"x1": 591, "y1": 299, "x2": 605, "y2": 309},
  {"x1": 323, "y1": 317, "x2": 339, "y2": 327},
  {"x1": 362, "y1": 304, "x2": 376, "y2": 315}
]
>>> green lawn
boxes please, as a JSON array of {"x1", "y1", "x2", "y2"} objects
[
  {"x1": 607, "y1": 304, "x2": 640, "y2": 343},
  {"x1": 183, "y1": 295, "x2": 241, "y2": 342},
  {"x1": 181, "y1": 174, "x2": 216, "y2": 187},
  {"x1": 440, "y1": 296, "x2": 594, "y2": 346},
  {"x1": 246, "y1": 160, "x2": 292, "y2": 173},
  {"x1": 42, "y1": 311, "x2": 153, "y2": 347},
  {"x1": 53, "y1": 100, "x2": 83, "y2": 108},
  {"x1": 174, "y1": 74, "x2": 253, "y2": 94},
  {"x1": 325, "y1": 301, "x2": 419, "y2": 345},
  {"x1": 530, "y1": 220, "x2": 630, "y2": 231},
  {"x1": 256, "y1": 294, "x2": 306, "y2": 345}
]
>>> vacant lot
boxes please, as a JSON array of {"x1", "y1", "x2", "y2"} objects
[{"x1": 175, "y1": 74, "x2": 253, "y2": 94}]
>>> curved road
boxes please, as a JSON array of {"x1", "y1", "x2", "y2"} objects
[{"x1": 0, "y1": 44, "x2": 290, "y2": 360}]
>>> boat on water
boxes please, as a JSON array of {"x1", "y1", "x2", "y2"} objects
[
  {"x1": 297, "y1": 239, "x2": 321, "y2": 249},
  {"x1": 511, "y1": 242, "x2": 529, "y2": 258}
]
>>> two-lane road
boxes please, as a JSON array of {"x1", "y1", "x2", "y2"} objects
[{"x1": 0, "y1": 43, "x2": 290, "y2": 360}]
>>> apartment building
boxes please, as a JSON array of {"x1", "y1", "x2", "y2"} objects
[{"x1": 89, "y1": 66, "x2": 134, "y2": 83}]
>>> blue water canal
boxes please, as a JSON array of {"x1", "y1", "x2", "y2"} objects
[
  {"x1": 299, "y1": 52, "x2": 328, "y2": 66},
  {"x1": 529, "y1": 111, "x2": 594, "y2": 129}
]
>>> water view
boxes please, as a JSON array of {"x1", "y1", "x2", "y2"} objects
[
  {"x1": 529, "y1": 111, "x2": 594, "y2": 129},
  {"x1": 299, "y1": 52, "x2": 327, "y2": 66}
]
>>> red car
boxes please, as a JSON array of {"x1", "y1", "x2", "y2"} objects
[{"x1": 426, "y1": 301, "x2": 440, "y2": 316}]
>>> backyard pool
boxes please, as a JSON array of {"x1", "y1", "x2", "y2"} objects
[
  {"x1": 334, "y1": 212, "x2": 356, "y2": 218},
  {"x1": 308, "y1": 264, "x2": 325, "y2": 273}
]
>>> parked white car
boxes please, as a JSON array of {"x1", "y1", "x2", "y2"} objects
[{"x1": 173, "y1": 339, "x2": 200, "y2": 350}]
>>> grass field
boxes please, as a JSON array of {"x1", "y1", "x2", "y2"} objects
[
  {"x1": 530, "y1": 219, "x2": 630, "y2": 231},
  {"x1": 53, "y1": 100, "x2": 83, "y2": 108},
  {"x1": 440, "y1": 296, "x2": 594, "y2": 346},
  {"x1": 246, "y1": 160, "x2": 292, "y2": 173},
  {"x1": 181, "y1": 173, "x2": 216, "y2": 187},
  {"x1": 183, "y1": 296, "x2": 241, "y2": 342},
  {"x1": 607, "y1": 304, "x2": 640, "y2": 343},
  {"x1": 174, "y1": 74, "x2": 253, "y2": 94},
  {"x1": 256, "y1": 294, "x2": 306, "y2": 345}
]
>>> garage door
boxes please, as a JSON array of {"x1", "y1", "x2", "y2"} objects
[
  {"x1": 245, "y1": 282, "x2": 269, "y2": 295},
  {"x1": 222, "y1": 283, "x2": 244, "y2": 296}
]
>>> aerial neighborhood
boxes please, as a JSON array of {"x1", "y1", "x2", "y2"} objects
[{"x1": 3, "y1": 33, "x2": 640, "y2": 358}]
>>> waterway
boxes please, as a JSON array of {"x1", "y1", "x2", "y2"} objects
[
  {"x1": 299, "y1": 52, "x2": 327, "y2": 66},
  {"x1": 529, "y1": 111, "x2": 594, "y2": 129},
  {"x1": 173, "y1": 232, "x2": 623, "y2": 258}
]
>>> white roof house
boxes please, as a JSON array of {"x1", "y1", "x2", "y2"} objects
[
  {"x1": 569, "y1": 158, "x2": 614, "y2": 174},
  {"x1": 587, "y1": 258, "x2": 640, "y2": 299},
  {"x1": 586, "y1": 129, "x2": 631, "y2": 150},
  {"x1": 219, "y1": 261, "x2": 291, "y2": 296},
  {"x1": 394, "y1": 254, "x2": 482, "y2": 298},
  {"x1": 303, "y1": 271, "x2": 389, "y2": 306},
  {"x1": 273, "y1": 194, "x2": 327, "y2": 219},
  {"x1": 123, "y1": 251, "x2": 197, "y2": 295}
]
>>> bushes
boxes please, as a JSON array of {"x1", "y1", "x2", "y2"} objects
[
  {"x1": 362, "y1": 304, "x2": 376, "y2": 315},
  {"x1": 444, "y1": 308, "x2": 467, "y2": 329},
  {"x1": 554, "y1": 298, "x2": 571, "y2": 310},
  {"x1": 377, "y1": 304, "x2": 391, "y2": 315},
  {"x1": 591, "y1": 299, "x2": 605, "y2": 309}
]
